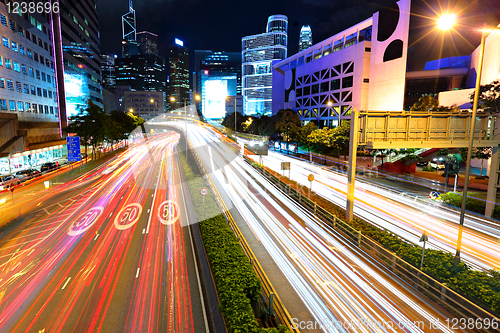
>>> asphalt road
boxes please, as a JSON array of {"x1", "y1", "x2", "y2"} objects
[{"x1": 0, "y1": 133, "x2": 207, "y2": 333}]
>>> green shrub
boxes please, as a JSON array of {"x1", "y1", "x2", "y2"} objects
[
  {"x1": 439, "y1": 192, "x2": 486, "y2": 215},
  {"x1": 422, "y1": 166, "x2": 434, "y2": 171}
]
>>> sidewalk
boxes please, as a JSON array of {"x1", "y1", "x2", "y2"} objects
[{"x1": 0, "y1": 148, "x2": 127, "y2": 230}]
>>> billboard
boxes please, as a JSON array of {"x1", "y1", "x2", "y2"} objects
[
  {"x1": 64, "y1": 73, "x2": 90, "y2": 118},
  {"x1": 201, "y1": 73, "x2": 237, "y2": 120}
]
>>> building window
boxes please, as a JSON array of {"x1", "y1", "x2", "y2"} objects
[
  {"x1": 45, "y1": 59, "x2": 50, "y2": 68},
  {"x1": 40, "y1": 55, "x2": 44, "y2": 65},
  {"x1": 25, "y1": 102, "x2": 31, "y2": 112},
  {"x1": 363, "y1": 78, "x2": 369, "y2": 83},
  {"x1": 44, "y1": 41, "x2": 48, "y2": 50},
  {"x1": 20, "y1": 44, "x2": 25, "y2": 55},
  {"x1": 36, "y1": 70, "x2": 40, "y2": 79},
  {"x1": 17, "y1": 101, "x2": 24, "y2": 111},
  {"x1": 21, "y1": 64, "x2": 27, "y2": 74},
  {"x1": 11, "y1": 41, "x2": 17, "y2": 52},
  {"x1": 34, "y1": 52, "x2": 38, "y2": 62},
  {"x1": 38, "y1": 38, "x2": 43, "y2": 48},
  {"x1": 27, "y1": 49, "x2": 32, "y2": 59},
  {"x1": 0, "y1": 78, "x2": 4, "y2": 89},
  {"x1": 9, "y1": 20, "x2": 15, "y2": 32},
  {"x1": 50, "y1": 106, "x2": 54, "y2": 114},
  {"x1": 18, "y1": 25, "x2": 23, "y2": 36},
  {"x1": 312, "y1": 84, "x2": 319, "y2": 94},
  {"x1": 47, "y1": 75, "x2": 51, "y2": 83},
  {"x1": 30, "y1": 85, "x2": 35, "y2": 95},
  {"x1": 41, "y1": 72, "x2": 46, "y2": 81},
  {"x1": 0, "y1": 14, "x2": 6, "y2": 27},
  {"x1": 44, "y1": 105, "x2": 48, "y2": 113},
  {"x1": 13, "y1": 61, "x2": 20, "y2": 72},
  {"x1": 0, "y1": 55, "x2": 2, "y2": 66},
  {"x1": 37, "y1": 87, "x2": 42, "y2": 96},
  {"x1": 43, "y1": 89, "x2": 47, "y2": 97},
  {"x1": 32, "y1": 103, "x2": 37, "y2": 112},
  {"x1": 48, "y1": 90, "x2": 52, "y2": 98},
  {"x1": 25, "y1": 30, "x2": 31, "y2": 40},
  {"x1": 6, "y1": 79, "x2": 13, "y2": 90},
  {"x1": 28, "y1": 67, "x2": 33, "y2": 77},
  {"x1": 331, "y1": 79, "x2": 340, "y2": 90},
  {"x1": 15, "y1": 81, "x2": 22, "y2": 92},
  {"x1": 342, "y1": 76, "x2": 353, "y2": 88},
  {"x1": 38, "y1": 104, "x2": 43, "y2": 113},
  {"x1": 9, "y1": 100, "x2": 16, "y2": 111},
  {"x1": 23, "y1": 83, "x2": 29, "y2": 93},
  {"x1": 320, "y1": 81, "x2": 329, "y2": 93},
  {"x1": 2, "y1": 36, "x2": 9, "y2": 48}
]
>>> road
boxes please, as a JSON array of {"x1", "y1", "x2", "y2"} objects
[
  {"x1": 246, "y1": 150, "x2": 500, "y2": 271},
  {"x1": 183, "y1": 122, "x2": 461, "y2": 333},
  {"x1": 0, "y1": 132, "x2": 207, "y2": 333}
]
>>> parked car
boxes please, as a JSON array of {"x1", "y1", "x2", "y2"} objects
[
  {"x1": 15, "y1": 169, "x2": 42, "y2": 182},
  {"x1": 429, "y1": 161, "x2": 446, "y2": 170},
  {"x1": 40, "y1": 162, "x2": 59, "y2": 172},
  {"x1": 0, "y1": 175, "x2": 20, "y2": 190}
]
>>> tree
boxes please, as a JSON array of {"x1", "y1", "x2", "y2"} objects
[
  {"x1": 221, "y1": 111, "x2": 244, "y2": 132},
  {"x1": 295, "y1": 122, "x2": 317, "y2": 151},
  {"x1": 399, "y1": 148, "x2": 423, "y2": 172},
  {"x1": 274, "y1": 109, "x2": 300, "y2": 143},
  {"x1": 470, "y1": 80, "x2": 500, "y2": 113},
  {"x1": 307, "y1": 121, "x2": 350, "y2": 158},
  {"x1": 410, "y1": 95, "x2": 439, "y2": 111},
  {"x1": 473, "y1": 147, "x2": 491, "y2": 176}
]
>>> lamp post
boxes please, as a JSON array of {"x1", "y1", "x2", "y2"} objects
[{"x1": 439, "y1": 15, "x2": 498, "y2": 265}]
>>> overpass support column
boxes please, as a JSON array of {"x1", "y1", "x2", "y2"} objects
[{"x1": 485, "y1": 145, "x2": 499, "y2": 217}]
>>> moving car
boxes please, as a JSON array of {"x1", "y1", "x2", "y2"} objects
[
  {"x1": 40, "y1": 162, "x2": 59, "y2": 172},
  {"x1": 416, "y1": 161, "x2": 427, "y2": 167},
  {"x1": 429, "y1": 160, "x2": 446, "y2": 170},
  {"x1": 0, "y1": 175, "x2": 20, "y2": 190},
  {"x1": 15, "y1": 169, "x2": 42, "y2": 182}
]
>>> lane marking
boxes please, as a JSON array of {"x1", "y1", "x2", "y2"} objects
[
  {"x1": 94, "y1": 233, "x2": 99, "y2": 241},
  {"x1": 147, "y1": 209, "x2": 150, "y2": 214},
  {"x1": 135, "y1": 268, "x2": 140, "y2": 278},
  {"x1": 44, "y1": 208, "x2": 50, "y2": 215},
  {"x1": 142, "y1": 228, "x2": 145, "y2": 234},
  {"x1": 61, "y1": 277, "x2": 71, "y2": 290}
]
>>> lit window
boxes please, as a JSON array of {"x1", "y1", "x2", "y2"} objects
[
  {"x1": 25, "y1": 102, "x2": 30, "y2": 112},
  {"x1": 27, "y1": 49, "x2": 32, "y2": 59},
  {"x1": 18, "y1": 101, "x2": 24, "y2": 111},
  {"x1": 0, "y1": 78, "x2": 4, "y2": 89},
  {"x1": 6, "y1": 79, "x2": 13, "y2": 90},
  {"x1": 9, "y1": 100, "x2": 16, "y2": 111},
  {"x1": 28, "y1": 67, "x2": 34, "y2": 77},
  {"x1": 23, "y1": 83, "x2": 29, "y2": 93},
  {"x1": 11, "y1": 41, "x2": 17, "y2": 52},
  {"x1": 19, "y1": 44, "x2": 25, "y2": 55},
  {"x1": 2, "y1": 36, "x2": 8, "y2": 48},
  {"x1": 0, "y1": 14, "x2": 6, "y2": 26},
  {"x1": 5, "y1": 58, "x2": 11, "y2": 70},
  {"x1": 0, "y1": 99, "x2": 6, "y2": 110},
  {"x1": 15, "y1": 81, "x2": 22, "y2": 92},
  {"x1": 13, "y1": 61, "x2": 20, "y2": 72},
  {"x1": 21, "y1": 64, "x2": 27, "y2": 75}
]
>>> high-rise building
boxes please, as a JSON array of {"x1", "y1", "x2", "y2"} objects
[
  {"x1": 137, "y1": 31, "x2": 158, "y2": 56},
  {"x1": 194, "y1": 50, "x2": 241, "y2": 96},
  {"x1": 115, "y1": 54, "x2": 166, "y2": 93},
  {"x1": 122, "y1": 0, "x2": 136, "y2": 42},
  {"x1": 124, "y1": 90, "x2": 164, "y2": 120},
  {"x1": 0, "y1": 3, "x2": 60, "y2": 155},
  {"x1": 59, "y1": 0, "x2": 102, "y2": 118},
  {"x1": 299, "y1": 25, "x2": 312, "y2": 51},
  {"x1": 101, "y1": 54, "x2": 117, "y2": 89},
  {"x1": 242, "y1": 15, "x2": 288, "y2": 116},
  {"x1": 168, "y1": 38, "x2": 189, "y2": 110}
]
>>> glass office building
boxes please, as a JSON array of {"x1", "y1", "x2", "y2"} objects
[
  {"x1": 299, "y1": 25, "x2": 313, "y2": 52},
  {"x1": 242, "y1": 15, "x2": 287, "y2": 116}
]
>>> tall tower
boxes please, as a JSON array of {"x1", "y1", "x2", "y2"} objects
[
  {"x1": 242, "y1": 15, "x2": 288, "y2": 116},
  {"x1": 168, "y1": 39, "x2": 190, "y2": 110},
  {"x1": 299, "y1": 25, "x2": 313, "y2": 51},
  {"x1": 122, "y1": 0, "x2": 136, "y2": 41}
]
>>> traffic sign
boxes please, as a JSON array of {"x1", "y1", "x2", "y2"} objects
[
  {"x1": 429, "y1": 191, "x2": 440, "y2": 200},
  {"x1": 200, "y1": 188, "x2": 208, "y2": 196},
  {"x1": 67, "y1": 136, "x2": 81, "y2": 162},
  {"x1": 308, "y1": 174, "x2": 315, "y2": 182},
  {"x1": 419, "y1": 231, "x2": 429, "y2": 242},
  {"x1": 158, "y1": 200, "x2": 180, "y2": 225},
  {"x1": 114, "y1": 203, "x2": 142, "y2": 230}
]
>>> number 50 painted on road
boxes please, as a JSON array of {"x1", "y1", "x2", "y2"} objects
[
  {"x1": 158, "y1": 200, "x2": 180, "y2": 225},
  {"x1": 114, "y1": 203, "x2": 142, "y2": 230}
]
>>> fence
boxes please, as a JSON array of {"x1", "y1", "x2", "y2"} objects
[{"x1": 245, "y1": 156, "x2": 500, "y2": 333}]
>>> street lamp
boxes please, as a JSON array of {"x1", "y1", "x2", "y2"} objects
[
  {"x1": 129, "y1": 108, "x2": 134, "y2": 113},
  {"x1": 439, "y1": 16, "x2": 499, "y2": 265}
]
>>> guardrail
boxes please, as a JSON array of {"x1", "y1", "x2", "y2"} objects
[
  {"x1": 187, "y1": 139, "x2": 299, "y2": 332},
  {"x1": 245, "y1": 157, "x2": 500, "y2": 333}
]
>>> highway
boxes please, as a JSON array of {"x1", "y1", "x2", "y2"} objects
[
  {"x1": 246, "y1": 150, "x2": 500, "y2": 271},
  {"x1": 0, "y1": 132, "x2": 207, "y2": 333},
  {"x1": 184, "y1": 122, "x2": 461, "y2": 333}
]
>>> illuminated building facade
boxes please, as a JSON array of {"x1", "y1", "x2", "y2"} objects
[
  {"x1": 137, "y1": 31, "x2": 158, "y2": 56},
  {"x1": 272, "y1": 0, "x2": 411, "y2": 127},
  {"x1": 242, "y1": 15, "x2": 288, "y2": 116},
  {"x1": 59, "y1": 0, "x2": 102, "y2": 117},
  {"x1": 124, "y1": 90, "x2": 163, "y2": 120},
  {"x1": 101, "y1": 53, "x2": 117, "y2": 89},
  {"x1": 168, "y1": 38, "x2": 189, "y2": 110},
  {"x1": 194, "y1": 50, "x2": 241, "y2": 115},
  {"x1": 0, "y1": 2, "x2": 59, "y2": 154},
  {"x1": 199, "y1": 71, "x2": 237, "y2": 119},
  {"x1": 299, "y1": 25, "x2": 312, "y2": 52},
  {"x1": 115, "y1": 54, "x2": 166, "y2": 93}
]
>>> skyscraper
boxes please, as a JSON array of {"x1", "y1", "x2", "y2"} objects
[
  {"x1": 115, "y1": 54, "x2": 166, "y2": 92},
  {"x1": 242, "y1": 15, "x2": 287, "y2": 116},
  {"x1": 101, "y1": 54, "x2": 117, "y2": 89},
  {"x1": 299, "y1": 25, "x2": 312, "y2": 51},
  {"x1": 137, "y1": 31, "x2": 158, "y2": 56},
  {"x1": 58, "y1": 0, "x2": 102, "y2": 118},
  {"x1": 168, "y1": 39, "x2": 190, "y2": 110}
]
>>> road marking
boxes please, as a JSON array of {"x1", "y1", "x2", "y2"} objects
[
  {"x1": 135, "y1": 268, "x2": 140, "y2": 278},
  {"x1": 147, "y1": 209, "x2": 150, "y2": 214},
  {"x1": 121, "y1": 196, "x2": 123, "y2": 199},
  {"x1": 151, "y1": 194, "x2": 154, "y2": 198},
  {"x1": 94, "y1": 233, "x2": 99, "y2": 241},
  {"x1": 109, "y1": 212, "x2": 113, "y2": 217},
  {"x1": 44, "y1": 208, "x2": 50, "y2": 215},
  {"x1": 142, "y1": 228, "x2": 145, "y2": 234},
  {"x1": 61, "y1": 277, "x2": 71, "y2": 290}
]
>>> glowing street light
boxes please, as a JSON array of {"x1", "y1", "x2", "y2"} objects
[
  {"x1": 195, "y1": 94, "x2": 201, "y2": 101},
  {"x1": 437, "y1": 14, "x2": 456, "y2": 30},
  {"x1": 129, "y1": 108, "x2": 134, "y2": 113},
  {"x1": 150, "y1": 99, "x2": 154, "y2": 103},
  {"x1": 327, "y1": 101, "x2": 333, "y2": 106}
]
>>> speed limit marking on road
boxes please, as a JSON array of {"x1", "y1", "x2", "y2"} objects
[
  {"x1": 158, "y1": 200, "x2": 180, "y2": 225},
  {"x1": 68, "y1": 207, "x2": 104, "y2": 236},
  {"x1": 114, "y1": 203, "x2": 142, "y2": 230}
]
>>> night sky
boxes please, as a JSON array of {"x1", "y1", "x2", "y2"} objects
[{"x1": 98, "y1": 0, "x2": 500, "y2": 71}]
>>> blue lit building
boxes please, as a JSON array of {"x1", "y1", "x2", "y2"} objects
[
  {"x1": 242, "y1": 15, "x2": 288, "y2": 116},
  {"x1": 299, "y1": 25, "x2": 312, "y2": 52}
]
